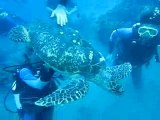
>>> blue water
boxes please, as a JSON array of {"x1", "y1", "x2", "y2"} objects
[{"x1": 0, "y1": 0, "x2": 160, "y2": 120}]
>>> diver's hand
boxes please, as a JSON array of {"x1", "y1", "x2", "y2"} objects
[
  {"x1": 50, "y1": 4, "x2": 68, "y2": 26},
  {"x1": 39, "y1": 64, "x2": 55, "y2": 82}
]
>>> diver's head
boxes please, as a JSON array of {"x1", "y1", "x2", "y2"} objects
[
  {"x1": 132, "y1": 23, "x2": 159, "y2": 45},
  {"x1": 138, "y1": 6, "x2": 160, "y2": 39},
  {"x1": 140, "y1": 6, "x2": 160, "y2": 26},
  {"x1": 132, "y1": 7, "x2": 160, "y2": 45}
]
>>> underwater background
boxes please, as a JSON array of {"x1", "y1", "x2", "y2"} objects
[{"x1": 0, "y1": 0, "x2": 160, "y2": 120}]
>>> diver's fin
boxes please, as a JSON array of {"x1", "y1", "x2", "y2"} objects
[{"x1": 35, "y1": 79, "x2": 89, "y2": 107}]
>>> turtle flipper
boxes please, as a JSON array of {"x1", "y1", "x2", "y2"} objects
[
  {"x1": 35, "y1": 79, "x2": 89, "y2": 107},
  {"x1": 90, "y1": 63, "x2": 132, "y2": 94},
  {"x1": 106, "y1": 62, "x2": 132, "y2": 81},
  {"x1": 8, "y1": 25, "x2": 31, "y2": 42}
]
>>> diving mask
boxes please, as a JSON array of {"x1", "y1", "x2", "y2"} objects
[{"x1": 138, "y1": 25, "x2": 159, "y2": 38}]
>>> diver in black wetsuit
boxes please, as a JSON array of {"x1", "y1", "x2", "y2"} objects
[
  {"x1": 108, "y1": 7, "x2": 160, "y2": 89},
  {"x1": 11, "y1": 53, "x2": 59, "y2": 120}
]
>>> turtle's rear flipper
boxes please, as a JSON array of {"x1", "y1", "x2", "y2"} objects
[
  {"x1": 90, "y1": 63, "x2": 132, "y2": 94},
  {"x1": 35, "y1": 79, "x2": 89, "y2": 107}
]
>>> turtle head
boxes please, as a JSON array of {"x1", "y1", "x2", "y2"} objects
[{"x1": 8, "y1": 25, "x2": 31, "y2": 42}]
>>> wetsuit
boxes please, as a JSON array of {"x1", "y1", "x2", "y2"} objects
[
  {"x1": 109, "y1": 26, "x2": 160, "y2": 88},
  {"x1": 13, "y1": 66, "x2": 57, "y2": 120}
]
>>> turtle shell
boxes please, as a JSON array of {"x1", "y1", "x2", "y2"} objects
[{"x1": 29, "y1": 21, "x2": 106, "y2": 76}]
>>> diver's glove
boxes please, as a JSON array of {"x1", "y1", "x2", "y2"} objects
[
  {"x1": 50, "y1": 4, "x2": 68, "y2": 26},
  {"x1": 39, "y1": 65, "x2": 55, "y2": 82}
]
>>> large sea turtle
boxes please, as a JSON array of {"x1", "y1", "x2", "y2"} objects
[{"x1": 9, "y1": 20, "x2": 132, "y2": 107}]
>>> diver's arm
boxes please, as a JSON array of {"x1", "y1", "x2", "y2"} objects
[
  {"x1": 109, "y1": 30, "x2": 120, "y2": 53},
  {"x1": 59, "y1": 0, "x2": 69, "y2": 6},
  {"x1": 106, "y1": 30, "x2": 120, "y2": 64},
  {"x1": 107, "y1": 28, "x2": 133, "y2": 65},
  {"x1": 46, "y1": 0, "x2": 68, "y2": 12},
  {"x1": 59, "y1": 0, "x2": 77, "y2": 14},
  {"x1": 19, "y1": 68, "x2": 49, "y2": 89},
  {"x1": 109, "y1": 27, "x2": 133, "y2": 53},
  {"x1": 47, "y1": 0, "x2": 71, "y2": 8}
]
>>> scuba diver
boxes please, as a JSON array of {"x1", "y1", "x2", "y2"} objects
[
  {"x1": 47, "y1": 0, "x2": 77, "y2": 26},
  {"x1": 10, "y1": 53, "x2": 59, "y2": 120},
  {"x1": 108, "y1": 7, "x2": 160, "y2": 89}
]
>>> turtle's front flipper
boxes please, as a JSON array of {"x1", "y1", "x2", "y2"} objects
[
  {"x1": 9, "y1": 25, "x2": 31, "y2": 42},
  {"x1": 90, "y1": 63, "x2": 132, "y2": 94},
  {"x1": 35, "y1": 79, "x2": 89, "y2": 107},
  {"x1": 106, "y1": 63, "x2": 132, "y2": 94}
]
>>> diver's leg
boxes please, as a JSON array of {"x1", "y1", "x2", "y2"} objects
[
  {"x1": 43, "y1": 107, "x2": 54, "y2": 120},
  {"x1": 131, "y1": 66, "x2": 142, "y2": 89},
  {"x1": 23, "y1": 112, "x2": 35, "y2": 120},
  {"x1": 36, "y1": 107, "x2": 54, "y2": 120}
]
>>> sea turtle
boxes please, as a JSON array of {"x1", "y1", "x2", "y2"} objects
[{"x1": 9, "y1": 20, "x2": 132, "y2": 107}]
